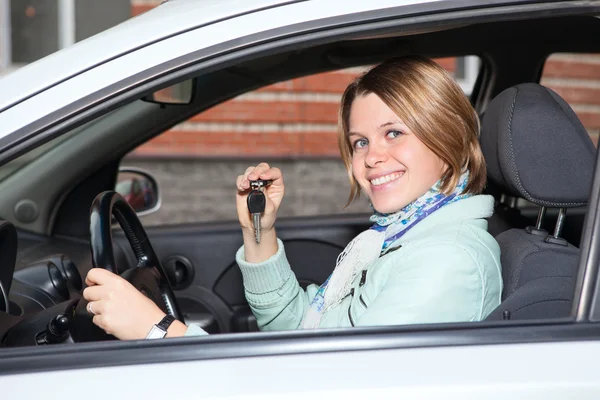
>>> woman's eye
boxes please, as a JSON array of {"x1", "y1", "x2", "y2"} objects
[
  {"x1": 386, "y1": 130, "x2": 403, "y2": 139},
  {"x1": 353, "y1": 139, "x2": 368, "y2": 149}
]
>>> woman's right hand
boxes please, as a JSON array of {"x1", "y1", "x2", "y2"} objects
[{"x1": 236, "y1": 162, "x2": 285, "y2": 236}]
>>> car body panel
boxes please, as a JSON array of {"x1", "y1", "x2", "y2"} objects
[{"x1": 3, "y1": 340, "x2": 600, "y2": 398}]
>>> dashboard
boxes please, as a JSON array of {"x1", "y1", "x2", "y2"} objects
[{"x1": 0, "y1": 223, "x2": 131, "y2": 346}]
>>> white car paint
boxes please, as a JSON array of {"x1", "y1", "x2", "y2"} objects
[
  {"x1": 0, "y1": 0, "x2": 292, "y2": 112},
  {"x1": 3, "y1": 340, "x2": 599, "y2": 399},
  {"x1": 0, "y1": 0, "x2": 438, "y2": 136}
]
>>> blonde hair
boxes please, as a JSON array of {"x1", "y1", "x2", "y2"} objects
[{"x1": 338, "y1": 56, "x2": 486, "y2": 206}]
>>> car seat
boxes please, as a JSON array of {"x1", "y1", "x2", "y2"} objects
[{"x1": 479, "y1": 83, "x2": 596, "y2": 320}]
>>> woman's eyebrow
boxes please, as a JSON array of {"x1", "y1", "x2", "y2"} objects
[
  {"x1": 377, "y1": 120, "x2": 402, "y2": 130},
  {"x1": 349, "y1": 120, "x2": 402, "y2": 136}
]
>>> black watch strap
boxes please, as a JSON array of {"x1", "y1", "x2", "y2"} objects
[{"x1": 157, "y1": 314, "x2": 176, "y2": 331}]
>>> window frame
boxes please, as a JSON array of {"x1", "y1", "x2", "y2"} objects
[{"x1": 0, "y1": 0, "x2": 599, "y2": 376}]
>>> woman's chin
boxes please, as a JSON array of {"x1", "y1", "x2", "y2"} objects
[{"x1": 371, "y1": 199, "x2": 409, "y2": 215}]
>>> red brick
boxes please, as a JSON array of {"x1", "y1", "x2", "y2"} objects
[
  {"x1": 577, "y1": 112, "x2": 600, "y2": 129},
  {"x1": 131, "y1": 5, "x2": 155, "y2": 16},
  {"x1": 549, "y1": 86, "x2": 600, "y2": 106},
  {"x1": 259, "y1": 72, "x2": 359, "y2": 94},
  {"x1": 543, "y1": 59, "x2": 600, "y2": 80},
  {"x1": 192, "y1": 100, "x2": 340, "y2": 124},
  {"x1": 136, "y1": 130, "x2": 333, "y2": 157},
  {"x1": 433, "y1": 57, "x2": 457, "y2": 72},
  {"x1": 258, "y1": 59, "x2": 456, "y2": 94}
]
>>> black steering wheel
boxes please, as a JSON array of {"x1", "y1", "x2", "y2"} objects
[{"x1": 71, "y1": 191, "x2": 182, "y2": 341}]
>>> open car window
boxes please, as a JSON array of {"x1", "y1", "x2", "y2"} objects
[
  {"x1": 505, "y1": 52, "x2": 600, "y2": 247},
  {"x1": 121, "y1": 56, "x2": 481, "y2": 227}
]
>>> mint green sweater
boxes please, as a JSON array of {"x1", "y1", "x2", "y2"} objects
[{"x1": 186, "y1": 195, "x2": 502, "y2": 335}]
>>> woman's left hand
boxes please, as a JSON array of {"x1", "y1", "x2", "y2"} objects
[{"x1": 82, "y1": 268, "x2": 166, "y2": 340}]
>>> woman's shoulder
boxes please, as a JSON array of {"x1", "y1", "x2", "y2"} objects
[
  {"x1": 385, "y1": 213, "x2": 500, "y2": 276},
  {"x1": 378, "y1": 194, "x2": 501, "y2": 278},
  {"x1": 408, "y1": 218, "x2": 500, "y2": 266},
  {"x1": 399, "y1": 195, "x2": 494, "y2": 242}
]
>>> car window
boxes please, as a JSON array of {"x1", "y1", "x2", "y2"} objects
[
  {"x1": 122, "y1": 57, "x2": 481, "y2": 226},
  {"x1": 513, "y1": 52, "x2": 600, "y2": 213},
  {"x1": 541, "y1": 53, "x2": 600, "y2": 145}
]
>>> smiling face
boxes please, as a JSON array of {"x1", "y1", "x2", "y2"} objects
[{"x1": 348, "y1": 93, "x2": 447, "y2": 214}]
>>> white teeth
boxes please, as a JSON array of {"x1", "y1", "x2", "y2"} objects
[{"x1": 370, "y1": 172, "x2": 402, "y2": 186}]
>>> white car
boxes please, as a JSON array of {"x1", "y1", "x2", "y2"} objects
[{"x1": 1, "y1": 0, "x2": 600, "y2": 398}]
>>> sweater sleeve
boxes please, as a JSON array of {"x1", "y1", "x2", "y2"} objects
[
  {"x1": 356, "y1": 242, "x2": 485, "y2": 327},
  {"x1": 236, "y1": 239, "x2": 320, "y2": 331}
]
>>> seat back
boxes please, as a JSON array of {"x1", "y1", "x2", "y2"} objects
[
  {"x1": 479, "y1": 83, "x2": 596, "y2": 321},
  {"x1": 485, "y1": 229, "x2": 578, "y2": 320}
]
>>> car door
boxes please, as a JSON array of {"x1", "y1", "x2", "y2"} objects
[
  {"x1": 1, "y1": 0, "x2": 598, "y2": 335},
  {"x1": 3, "y1": 318, "x2": 600, "y2": 398},
  {"x1": 0, "y1": 0, "x2": 495, "y2": 334},
  {"x1": 3, "y1": 2, "x2": 600, "y2": 397},
  {"x1": 112, "y1": 52, "x2": 485, "y2": 333}
]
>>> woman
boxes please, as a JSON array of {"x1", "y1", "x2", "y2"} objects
[{"x1": 83, "y1": 56, "x2": 502, "y2": 339}]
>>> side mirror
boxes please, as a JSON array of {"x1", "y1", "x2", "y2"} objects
[{"x1": 115, "y1": 168, "x2": 160, "y2": 216}]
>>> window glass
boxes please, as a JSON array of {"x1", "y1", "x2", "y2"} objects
[{"x1": 120, "y1": 57, "x2": 481, "y2": 226}]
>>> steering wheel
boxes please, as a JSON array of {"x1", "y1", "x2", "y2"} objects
[{"x1": 71, "y1": 191, "x2": 183, "y2": 341}]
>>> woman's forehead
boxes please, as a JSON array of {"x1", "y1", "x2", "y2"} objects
[{"x1": 348, "y1": 94, "x2": 406, "y2": 133}]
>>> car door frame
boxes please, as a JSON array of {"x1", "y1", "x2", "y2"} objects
[{"x1": 1, "y1": 0, "x2": 600, "y2": 387}]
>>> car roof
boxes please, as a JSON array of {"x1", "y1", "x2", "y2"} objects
[
  {"x1": 0, "y1": 0, "x2": 304, "y2": 113},
  {"x1": 0, "y1": 0, "x2": 562, "y2": 115}
]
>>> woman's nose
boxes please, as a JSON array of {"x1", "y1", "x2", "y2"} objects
[{"x1": 365, "y1": 144, "x2": 388, "y2": 167}]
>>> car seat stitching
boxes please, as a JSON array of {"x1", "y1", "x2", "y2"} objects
[{"x1": 506, "y1": 87, "x2": 582, "y2": 208}]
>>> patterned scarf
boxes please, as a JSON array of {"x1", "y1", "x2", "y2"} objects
[{"x1": 301, "y1": 171, "x2": 471, "y2": 329}]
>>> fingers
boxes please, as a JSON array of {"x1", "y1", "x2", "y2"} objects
[
  {"x1": 85, "y1": 268, "x2": 120, "y2": 287},
  {"x1": 237, "y1": 165, "x2": 257, "y2": 191},
  {"x1": 262, "y1": 167, "x2": 283, "y2": 188},
  {"x1": 90, "y1": 303, "x2": 112, "y2": 334},
  {"x1": 236, "y1": 163, "x2": 283, "y2": 192},
  {"x1": 83, "y1": 284, "x2": 109, "y2": 302},
  {"x1": 247, "y1": 162, "x2": 271, "y2": 181},
  {"x1": 236, "y1": 174, "x2": 244, "y2": 191},
  {"x1": 89, "y1": 303, "x2": 111, "y2": 334}
]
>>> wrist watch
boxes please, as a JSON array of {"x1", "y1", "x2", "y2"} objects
[{"x1": 146, "y1": 314, "x2": 176, "y2": 339}]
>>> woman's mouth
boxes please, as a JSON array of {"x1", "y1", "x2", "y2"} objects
[{"x1": 369, "y1": 172, "x2": 404, "y2": 186}]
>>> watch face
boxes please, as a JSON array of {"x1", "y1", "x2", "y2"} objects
[{"x1": 146, "y1": 325, "x2": 167, "y2": 339}]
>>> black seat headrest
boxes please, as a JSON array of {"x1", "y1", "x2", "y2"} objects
[{"x1": 480, "y1": 83, "x2": 596, "y2": 208}]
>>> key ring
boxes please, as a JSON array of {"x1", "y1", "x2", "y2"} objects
[{"x1": 250, "y1": 179, "x2": 273, "y2": 190}]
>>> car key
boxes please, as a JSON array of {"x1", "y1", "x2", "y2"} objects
[{"x1": 247, "y1": 181, "x2": 268, "y2": 243}]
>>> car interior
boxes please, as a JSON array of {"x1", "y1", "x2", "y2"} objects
[{"x1": 0, "y1": 10, "x2": 599, "y2": 346}]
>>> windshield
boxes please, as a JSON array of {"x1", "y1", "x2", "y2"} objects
[{"x1": 0, "y1": 111, "x2": 112, "y2": 183}]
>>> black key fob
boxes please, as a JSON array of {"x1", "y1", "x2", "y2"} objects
[{"x1": 247, "y1": 189, "x2": 266, "y2": 214}]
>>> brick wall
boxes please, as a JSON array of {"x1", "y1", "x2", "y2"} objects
[
  {"x1": 133, "y1": 59, "x2": 457, "y2": 159},
  {"x1": 130, "y1": 1, "x2": 600, "y2": 158}
]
